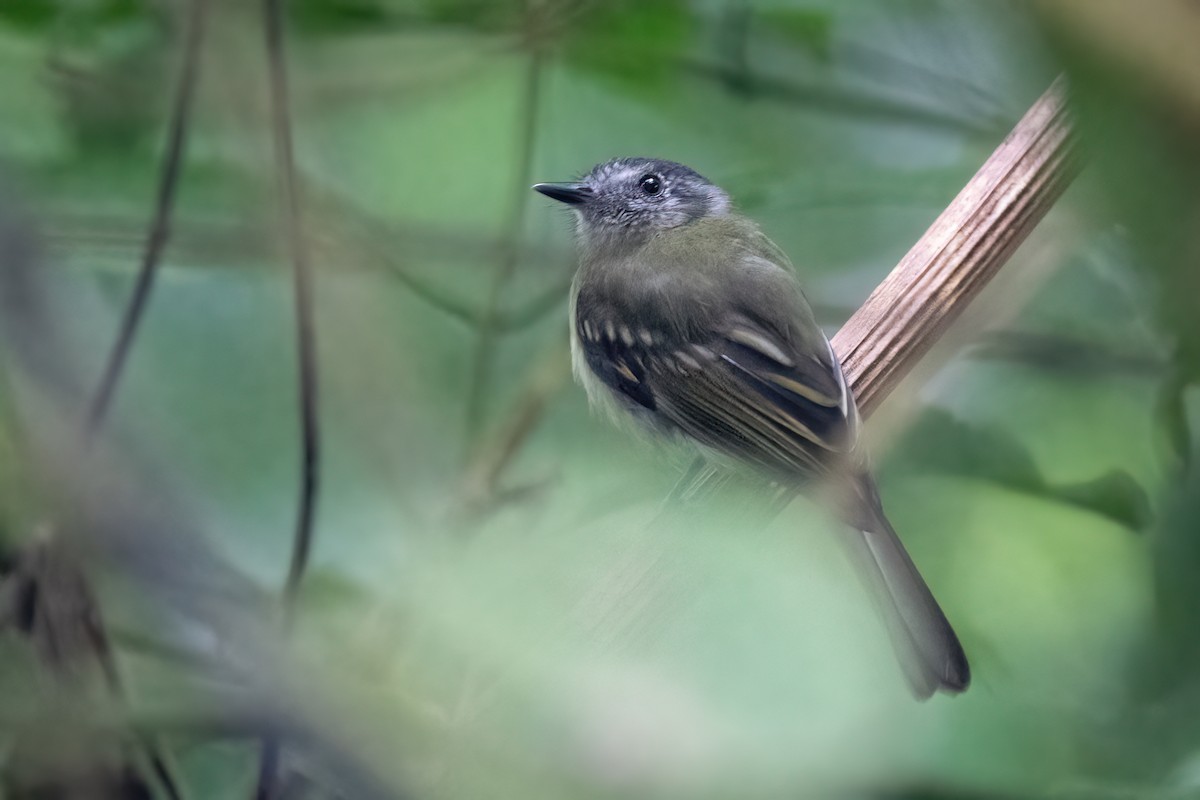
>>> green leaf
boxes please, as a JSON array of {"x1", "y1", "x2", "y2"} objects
[
  {"x1": 759, "y1": 8, "x2": 834, "y2": 61},
  {"x1": 0, "y1": 0, "x2": 58, "y2": 30},
  {"x1": 563, "y1": 0, "x2": 695, "y2": 97},
  {"x1": 1053, "y1": 470, "x2": 1153, "y2": 532},
  {"x1": 898, "y1": 409, "x2": 1152, "y2": 531}
]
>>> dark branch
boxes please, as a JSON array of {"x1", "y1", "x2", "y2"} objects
[
  {"x1": 255, "y1": 0, "x2": 322, "y2": 794},
  {"x1": 264, "y1": 0, "x2": 321, "y2": 628},
  {"x1": 83, "y1": 0, "x2": 209, "y2": 442}
]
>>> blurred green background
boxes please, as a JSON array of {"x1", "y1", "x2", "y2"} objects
[{"x1": 1, "y1": 0, "x2": 1199, "y2": 798}]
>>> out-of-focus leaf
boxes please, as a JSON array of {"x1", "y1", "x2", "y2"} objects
[
  {"x1": 898, "y1": 409, "x2": 1152, "y2": 530},
  {"x1": 1040, "y1": 5, "x2": 1200, "y2": 533},
  {"x1": 0, "y1": 0, "x2": 58, "y2": 30},
  {"x1": 1156, "y1": 369, "x2": 1192, "y2": 470},
  {"x1": 46, "y1": 5, "x2": 169, "y2": 152},
  {"x1": 759, "y1": 8, "x2": 834, "y2": 62},
  {"x1": 289, "y1": 0, "x2": 526, "y2": 34},
  {"x1": 1147, "y1": 448, "x2": 1200, "y2": 685},
  {"x1": 291, "y1": 0, "x2": 391, "y2": 33},
  {"x1": 901, "y1": 409, "x2": 1042, "y2": 491},
  {"x1": 932, "y1": 245, "x2": 1167, "y2": 506},
  {"x1": 1054, "y1": 470, "x2": 1153, "y2": 531},
  {"x1": 1045, "y1": 20, "x2": 1200, "y2": 385},
  {"x1": 562, "y1": 0, "x2": 695, "y2": 96},
  {"x1": 418, "y1": 0, "x2": 524, "y2": 30}
]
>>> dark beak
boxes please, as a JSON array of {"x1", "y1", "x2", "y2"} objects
[{"x1": 532, "y1": 182, "x2": 593, "y2": 205}]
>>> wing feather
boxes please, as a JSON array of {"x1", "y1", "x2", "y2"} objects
[{"x1": 576, "y1": 308, "x2": 856, "y2": 481}]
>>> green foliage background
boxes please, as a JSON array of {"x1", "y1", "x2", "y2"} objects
[{"x1": 1, "y1": 1, "x2": 1198, "y2": 798}]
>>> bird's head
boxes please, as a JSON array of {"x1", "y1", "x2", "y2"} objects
[{"x1": 534, "y1": 157, "x2": 730, "y2": 245}]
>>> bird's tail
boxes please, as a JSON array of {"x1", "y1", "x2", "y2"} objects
[{"x1": 839, "y1": 474, "x2": 970, "y2": 699}]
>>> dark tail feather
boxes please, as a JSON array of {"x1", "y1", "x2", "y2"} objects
[{"x1": 840, "y1": 475, "x2": 970, "y2": 699}]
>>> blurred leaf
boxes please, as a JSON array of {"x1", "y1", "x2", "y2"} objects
[
  {"x1": 1046, "y1": 17, "x2": 1200, "y2": 399},
  {"x1": 900, "y1": 409, "x2": 1151, "y2": 530},
  {"x1": 903, "y1": 409, "x2": 1041, "y2": 489},
  {"x1": 0, "y1": 0, "x2": 58, "y2": 30},
  {"x1": 1156, "y1": 368, "x2": 1192, "y2": 471},
  {"x1": 1146, "y1": 450, "x2": 1200, "y2": 686},
  {"x1": 418, "y1": 0, "x2": 524, "y2": 30},
  {"x1": 759, "y1": 8, "x2": 834, "y2": 62},
  {"x1": 289, "y1": 0, "x2": 527, "y2": 34},
  {"x1": 291, "y1": 0, "x2": 391, "y2": 33},
  {"x1": 1054, "y1": 470, "x2": 1153, "y2": 532},
  {"x1": 46, "y1": 3, "x2": 170, "y2": 152},
  {"x1": 1, "y1": 0, "x2": 147, "y2": 30},
  {"x1": 563, "y1": 0, "x2": 695, "y2": 96}
]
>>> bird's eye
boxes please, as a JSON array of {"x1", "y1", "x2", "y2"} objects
[{"x1": 638, "y1": 174, "x2": 662, "y2": 196}]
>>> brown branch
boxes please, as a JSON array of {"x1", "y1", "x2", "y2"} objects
[{"x1": 831, "y1": 76, "x2": 1080, "y2": 418}]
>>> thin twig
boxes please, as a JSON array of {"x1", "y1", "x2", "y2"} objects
[
  {"x1": 462, "y1": 31, "x2": 544, "y2": 445},
  {"x1": 831, "y1": 76, "x2": 1080, "y2": 416},
  {"x1": 83, "y1": 0, "x2": 209, "y2": 442},
  {"x1": 263, "y1": 0, "x2": 321, "y2": 634},
  {"x1": 255, "y1": 0, "x2": 322, "y2": 795},
  {"x1": 459, "y1": 340, "x2": 571, "y2": 511}
]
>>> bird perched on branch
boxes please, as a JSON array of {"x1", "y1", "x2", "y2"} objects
[{"x1": 534, "y1": 157, "x2": 969, "y2": 698}]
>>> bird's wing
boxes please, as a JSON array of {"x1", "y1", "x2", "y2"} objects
[
  {"x1": 652, "y1": 318, "x2": 856, "y2": 478},
  {"x1": 575, "y1": 307, "x2": 857, "y2": 481}
]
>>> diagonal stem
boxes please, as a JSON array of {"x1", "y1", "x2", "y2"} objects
[{"x1": 831, "y1": 76, "x2": 1080, "y2": 417}]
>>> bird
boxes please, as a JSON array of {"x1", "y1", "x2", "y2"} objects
[{"x1": 533, "y1": 157, "x2": 970, "y2": 698}]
